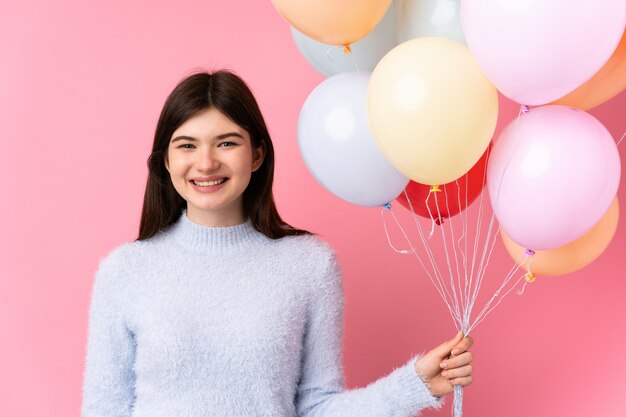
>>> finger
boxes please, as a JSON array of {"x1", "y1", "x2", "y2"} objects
[
  {"x1": 430, "y1": 331, "x2": 464, "y2": 359},
  {"x1": 451, "y1": 336, "x2": 473, "y2": 356},
  {"x1": 441, "y1": 351, "x2": 473, "y2": 369},
  {"x1": 449, "y1": 376, "x2": 473, "y2": 387},
  {"x1": 441, "y1": 364, "x2": 472, "y2": 379}
]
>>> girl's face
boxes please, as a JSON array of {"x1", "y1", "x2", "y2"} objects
[{"x1": 165, "y1": 107, "x2": 265, "y2": 227}]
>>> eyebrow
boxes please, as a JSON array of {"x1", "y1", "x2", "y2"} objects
[{"x1": 170, "y1": 132, "x2": 244, "y2": 143}]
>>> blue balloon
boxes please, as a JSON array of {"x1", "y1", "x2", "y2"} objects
[{"x1": 298, "y1": 72, "x2": 409, "y2": 207}]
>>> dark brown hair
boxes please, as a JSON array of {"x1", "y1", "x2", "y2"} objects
[{"x1": 136, "y1": 69, "x2": 311, "y2": 241}]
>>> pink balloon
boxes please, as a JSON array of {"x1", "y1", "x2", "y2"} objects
[
  {"x1": 487, "y1": 105, "x2": 620, "y2": 251},
  {"x1": 461, "y1": 0, "x2": 626, "y2": 106}
]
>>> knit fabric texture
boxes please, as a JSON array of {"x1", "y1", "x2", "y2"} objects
[{"x1": 81, "y1": 209, "x2": 444, "y2": 417}]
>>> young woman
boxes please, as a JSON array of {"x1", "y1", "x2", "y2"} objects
[{"x1": 81, "y1": 69, "x2": 474, "y2": 417}]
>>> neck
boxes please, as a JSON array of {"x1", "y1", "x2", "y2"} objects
[{"x1": 186, "y1": 203, "x2": 246, "y2": 227}]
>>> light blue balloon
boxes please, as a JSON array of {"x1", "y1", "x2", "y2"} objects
[
  {"x1": 396, "y1": 0, "x2": 466, "y2": 44},
  {"x1": 290, "y1": 3, "x2": 397, "y2": 77},
  {"x1": 298, "y1": 72, "x2": 409, "y2": 207}
]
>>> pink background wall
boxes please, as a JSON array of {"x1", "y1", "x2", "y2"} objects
[{"x1": 1, "y1": 1, "x2": 624, "y2": 416}]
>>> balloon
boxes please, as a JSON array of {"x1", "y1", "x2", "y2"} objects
[
  {"x1": 396, "y1": 0, "x2": 465, "y2": 44},
  {"x1": 298, "y1": 71, "x2": 409, "y2": 207},
  {"x1": 367, "y1": 37, "x2": 498, "y2": 185},
  {"x1": 501, "y1": 198, "x2": 619, "y2": 277},
  {"x1": 395, "y1": 144, "x2": 491, "y2": 222},
  {"x1": 290, "y1": 2, "x2": 397, "y2": 77},
  {"x1": 461, "y1": 0, "x2": 626, "y2": 105},
  {"x1": 487, "y1": 105, "x2": 621, "y2": 251},
  {"x1": 271, "y1": 0, "x2": 391, "y2": 46},
  {"x1": 551, "y1": 29, "x2": 626, "y2": 110}
]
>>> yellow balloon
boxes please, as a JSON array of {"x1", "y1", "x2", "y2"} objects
[
  {"x1": 501, "y1": 198, "x2": 619, "y2": 277},
  {"x1": 270, "y1": 0, "x2": 391, "y2": 46},
  {"x1": 367, "y1": 37, "x2": 498, "y2": 185}
]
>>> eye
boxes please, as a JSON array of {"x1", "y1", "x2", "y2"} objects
[
  {"x1": 218, "y1": 141, "x2": 237, "y2": 147},
  {"x1": 177, "y1": 144, "x2": 194, "y2": 149}
]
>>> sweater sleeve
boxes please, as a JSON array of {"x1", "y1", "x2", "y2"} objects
[
  {"x1": 81, "y1": 251, "x2": 137, "y2": 417},
  {"x1": 295, "y1": 251, "x2": 445, "y2": 417}
]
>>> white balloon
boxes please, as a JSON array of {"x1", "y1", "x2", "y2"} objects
[
  {"x1": 298, "y1": 72, "x2": 409, "y2": 207},
  {"x1": 396, "y1": 0, "x2": 465, "y2": 44},
  {"x1": 290, "y1": 3, "x2": 397, "y2": 77}
]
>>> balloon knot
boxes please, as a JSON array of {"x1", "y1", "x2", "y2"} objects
[
  {"x1": 435, "y1": 217, "x2": 445, "y2": 226},
  {"x1": 430, "y1": 185, "x2": 442, "y2": 193},
  {"x1": 521, "y1": 105, "x2": 530, "y2": 114},
  {"x1": 525, "y1": 249, "x2": 535, "y2": 256},
  {"x1": 524, "y1": 272, "x2": 536, "y2": 283},
  {"x1": 342, "y1": 44, "x2": 352, "y2": 55},
  {"x1": 383, "y1": 203, "x2": 392, "y2": 210}
]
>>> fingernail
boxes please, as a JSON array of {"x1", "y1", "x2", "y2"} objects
[
  {"x1": 452, "y1": 349, "x2": 459, "y2": 355},
  {"x1": 441, "y1": 371, "x2": 448, "y2": 377},
  {"x1": 441, "y1": 361, "x2": 447, "y2": 369}
]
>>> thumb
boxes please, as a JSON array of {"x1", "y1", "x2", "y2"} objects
[{"x1": 430, "y1": 331, "x2": 464, "y2": 359}]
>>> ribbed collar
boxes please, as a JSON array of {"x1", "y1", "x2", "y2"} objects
[{"x1": 168, "y1": 209, "x2": 267, "y2": 254}]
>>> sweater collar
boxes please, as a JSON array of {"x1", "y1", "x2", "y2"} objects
[{"x1": 168, "y1": 209, "x2": 267, "y2": 254}]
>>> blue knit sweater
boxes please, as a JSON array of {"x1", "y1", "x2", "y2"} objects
[{"x1": 81, "y1": 209, "x2": 444, "y2": 417}]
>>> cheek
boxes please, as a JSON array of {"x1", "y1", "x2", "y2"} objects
[{"x1": 166, "y1": 153, "x2": 188, "y2": 173}]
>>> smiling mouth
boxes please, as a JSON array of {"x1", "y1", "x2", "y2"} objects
[{"x1": 191, "y1": 178, "x2": 228, "y2": 186}]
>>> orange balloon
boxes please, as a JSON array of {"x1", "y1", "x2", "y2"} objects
[
  {"x1": 270, "y1": 0, "x2": 391, "y2": 46},
  {"x1": 500, "y1": 197, "x2": 619, "y2": 277},
  {"x1": 551, "y1": 29, "x2": 626, "y2": 110}
]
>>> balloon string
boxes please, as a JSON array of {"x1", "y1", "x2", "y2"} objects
[
  {"x1": 347, "y1": 49, "x2": 361, "y2": 75},
  {"x1": 412, "y1": 191, "x2": 457, "y2": 309},
  {"x1": 468, "y1": 211, "x2": 499, "y2": 316},
  {"x1": 434, "y1": 191, "x2": 463, "y2": 324},
  {"x1": 517, "y1": 256, "x2": 535, "y2": 295},
  {"x1": 456, "y1": 178, "x2": 470, "y2": 319},
  {"x1": 453, "y1": 384, "x2": 464, "y2": 417},
  {"x1": 517, "y1": 280, "x2": 529, "y2": 295},
  {"x1": 403, "y1": 189, "x2": 462, "y2": 327},
  {"x1": 464, "y1": 146, "x2": 491, "y2": 321},
  {"x1": 424, "y1": 190, "x2": 437, "y2": 237},
  {"x1": 467, "y1": 252, "x2": 527, "y2": 334},
  {"x1": 461, "y1": 177, "x2": 471, "y2": 325},
  {"x1": 468, "y1": 267, "x2": 526, "y2": 334},
  {"x1": 469, "y1": 224, "x2": 523, "y2": 328},
  {"x1": 472, "y1": 214, "x2": 502, "y2": 320},
  {"x1": 465, "y1": 212, "x2": 496, "y2": 324},
  {"x1": 465, "y1": 145, "x2": 488, "y2": 323},
  {"x1": 380, "y1": 204, "x2": 411, "y2": 255},
  {"x1": 467, "y1": 162, "x2": 488, "y2": 316},
  {"x1": 526, "y1": 254, "x2": 535, "y2": 277},
  {"x1": 324, "y1": 45, "x2": 343, "y2": 63},
  {"x1": 443, "y1": 184, "x2": 465, "y2": 325},
  {"x1": 617, "y1": 131, "x2": 625, "y2": 146},
  {"x1": 381, "y1": 200, "x2": 452, "y2": 309}
]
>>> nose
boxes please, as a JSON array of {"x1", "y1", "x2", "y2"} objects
[{"x1": 196, "y1": 147, "x2": 220, "y2": 171}]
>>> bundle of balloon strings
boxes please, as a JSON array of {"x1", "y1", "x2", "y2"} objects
[{"x1": 380, "y1": 170, "x2": 534, "y2": 417}]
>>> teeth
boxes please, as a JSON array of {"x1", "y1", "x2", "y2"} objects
[{"x1": 193, "y1": 178, "x2": 226, "y2": 186}]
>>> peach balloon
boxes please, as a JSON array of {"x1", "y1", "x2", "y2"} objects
[
  {"x1": 270, "y1": 0, "x2": 391, "y2": 46},
  {"x1": 551, "y1": 29, "x2": 626, "y2": 110},
  {"x1": 501, "y1": 198, "x2": 620, "y2": 277}
]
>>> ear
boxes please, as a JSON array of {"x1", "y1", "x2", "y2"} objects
[
  {"x1": 251, "y1": 141, "x2": 266, "y2": 173},
  {"x1": 164, "y1": 151, "x2": 170, "y2": 172}
]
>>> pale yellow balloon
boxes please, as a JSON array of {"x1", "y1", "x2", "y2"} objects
[
  {"x1": 501, "y1": 198, "x2": 619, "y2": 277},
  {"x1": 367, "y1": 37, "x2": 498, "y2": 185},
  {"x1": 270, "y1": 0, "x2": 391, "y2": 46}
]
